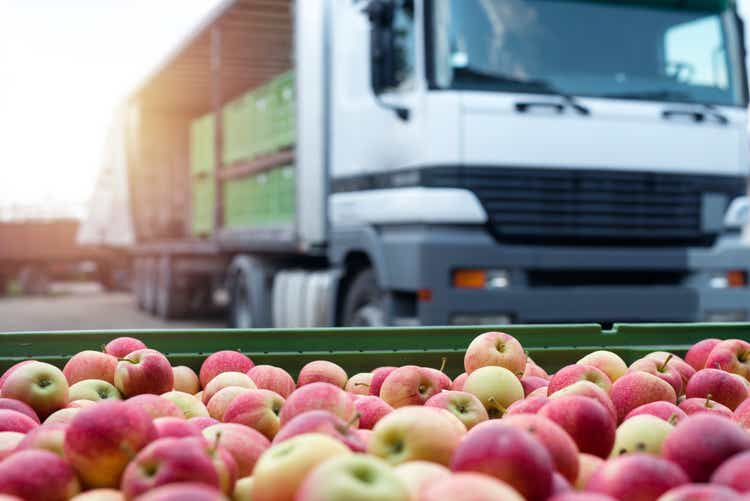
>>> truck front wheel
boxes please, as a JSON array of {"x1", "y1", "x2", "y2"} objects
[{"x1": 342, "y1": 269, "x2": 386, "y2": 327}]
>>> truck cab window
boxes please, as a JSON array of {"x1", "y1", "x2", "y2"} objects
[
  {"x1": 386, "y1": 1, "x2": 416, "y2": 92},
  {"x1": 664, "y1": 15, "x2": 728, "y2": 90}
]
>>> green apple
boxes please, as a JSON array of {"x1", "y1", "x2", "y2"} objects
[
  {"x1": 1, "y1": 361, "x2": 69, "y2": 418},
  {"x1": 160, "y1": 391, "x2": 209, "y2": 418},
  {"x1": 233, "y1": 476, "x2": 253, "y2": 501},
  {"x1": 611, "y1": 414, "x2": 673, "y2": 457},
  {"x1": 463, "y1": 366, "x2": 524, "y2": 418},
  {"x1": 393, "y1": 461, "x2": 450, "y2": 500},
  {"x1": 68, "y1": 380, "x2": 122, "y2": 402}
]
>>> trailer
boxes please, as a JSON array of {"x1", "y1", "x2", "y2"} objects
[{"x1": 118, "y1": 0, "x2": 750, "y2": 328}]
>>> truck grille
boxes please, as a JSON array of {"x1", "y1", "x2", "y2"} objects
[{"x1": 456, "y1": 167, "x2": 744, "y2": 247}]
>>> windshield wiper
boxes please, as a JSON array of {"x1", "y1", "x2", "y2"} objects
[
  {"x1": 453, "y1": 66, "x2": 590, "y2": 115},
  {"x1": 603, "y1": 89, "x2": 728, "y2": 124}
]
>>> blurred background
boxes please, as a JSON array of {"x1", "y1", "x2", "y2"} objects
[{"x1": 1, "y1": 0, "x2": 750, "y2": 331}]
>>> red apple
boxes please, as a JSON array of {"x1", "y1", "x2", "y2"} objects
[
  {"x1": 548, "y1": 365, "x2": 612, "y2": 395},
  {"x1": 0, "y1": 449, "x2": 80, "y2": 501},
  {"x1": 662, "y1": 413, "x2": 750, "y2": 482},
  {"x1": 172, "y1": 366, "x2": 200, "y2": 394},
  {"x1": 1, "y1": 361, "x2": 69, "y2": 419},
  {"x1": 68, "y1": 489, "x2": 124, "y2": 500},
  {"x1": 685, "y1": 368, "x2": 747, "y2": 410},
  {"x1": 522, "y1": 376, "x2": 549, "y2": 396},
  {"x1": 344, "y1": 372, "x2": 372, "y2": 395},
  {"x1": 578, "y1": 351, "x2": 628, "y2": 382},
  {"x1": 357, "y1": 428, "x2": 373, "y2": 448},
  {"x1": 539, "y1": 395, "x2": 615, "y2": 459},
  {"x1": 188, "y1": 416, "x2": 219, "y2": 430},
  {"x1": 524, "y1": 358, "x2": 550, "y2": 380},
  {"x1": 0, "y1": 432, "x2": 24, "y2": 461},
  {"x1": 273, "y1": 410, "x2": 365, "y2": 452},
  {"x1": 0, "y1": 399, "x2": 38, "y2": 424},
  {"x1": 451, "y1": 372, "x2": 468, "y2": 391},
  {"x1": 708, "y1": 450, "x2": 750, "y2": 493},
  {"x1": 206, "y1": 386, "x2": 253, "y2": 421},
  {"x1": 629, "y1": 357, "x2": 683, "y2": 396},
  {"x1": 423, "y1": 364, "x2": 452, "y2": 392},
  {"x1": 67, "y1": 400, "x2": 96, "y2": 409},
  {"x1": 202, "y1": 372, "x2": 256, "y2": 404},
  {"x1": 393, "y1": 461, "x2": 450, "y2": 500},
  {"x1": 705, "y1": 339, "x2": 750, "y2": 378},
  {"x1": 223, "y1": 389, "x2": 285, "y2": 440},
  {"x1": 153, "y1": 417, "x2": 202, "y2": 439},
  {"x1": 63, "y1": 351, "x2": 118, "y2": 386},
  {"x1": 548, "y1": 381, "x2": 617, "y2": 423},
  {"x1": 549, "y1": 494, "x2": 617, "y2": 501},
  {"x1": 16, "y1": 424, "x2": 66, "y2": 457},
  {"x1": 297, "y1": 360, "x2": 348, "y2": 388},
  {"x1": 160, "y1": 391, "x2": 209, "y2": 419},
  {"x1": 202, "y1": 423, "x2": 270, "y2": 477},
  {"x1": 685, "y1": 339, "x2": 722, "y2": 370},
  {"x1": 501, "y1": 414, "x2": 580, "y2": 483},
  {"x1": 126, "y1": 394, "x2": 185, "y2": 419},
  {"x1": 369, "y1": 367, "x2": 398, "y2": 396},
  {"x1": 576, "y1": 453, "x2": 604, "y2": 490},
  {"x1": 451, "y1": 421, "x2": 554, "y2": 501},
  {"x1": 104, "y1": 337, "x2": 146, "y2": 358},
  {"x1": 679, "y1": 397, "x2": 733, "y2": 418},
  {"x1": 528, "y1": 386, "x2": 549, "y2": 398},
  {"x1": 352, "y1": 394, "x2": 393, "y2": 429},
  {"x1": 657, "y1": 484, "x2": 739, "y2": 501},
  {"x1": 199, "y1": 351, "x2": 254, "y2": 388},
  {"x1": 419, "y1": 472, "x2": 524, "y2": 501},
  {"x1": 505, "y1": 395, "x2": 549, "y2": 416},
  {"x1": 624, "y1": 401, "x2": 687, "y2": 425},
  {"x1": 44, "y1": 407, "x2": 80, "y2": 426},
  {"x1": 464, "y1": 331, "x2": 527, "y2": 375},
  {"x1": 279, "y1": 382, "x2": 356, "y2": 426},
  {"x1": 0, "y1": 410, "x2": 37, "y2": 433},
  {"x1": 64, "y1": 400, "x2": 157, "y2": 488},
  {"x1": 379, "y1": 366, "x2": 441, "y2": 408},
  {"x1": 129, "y1": 482, "x2": 224, "y2": 501},
  {"x1": 247, "y1": 365, "x2": 295, "y2": 398},
  {"x1": 586, "y1": 454, "x2": 688, "y2": 501},
  {"x1": 643, "y1": 352, "x2": 696, "y2": 387},
  {"x1": 551, "y1": 472, "x2": 573, "y2": 497},
  {"x1": 425, "y1": 390, "x2": 489, "y2": 429},
  {"x1": 610, "y1": 371, "x2": 677, "y2": 422},
  {"x1": 114, "y1": 349, "x2": 173, "y2": 397},
  {"x1": 0, "y1": 361, "x2": 34, "y2": 392}
]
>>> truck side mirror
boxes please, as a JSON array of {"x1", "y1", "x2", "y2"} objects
[{"x1": 366, "y1": 0, "x2": 398, "y2": 94}]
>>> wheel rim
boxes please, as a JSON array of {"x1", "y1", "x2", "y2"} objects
[{"x1": 352, "y1": 304, "x2": 385, "y2": 327}]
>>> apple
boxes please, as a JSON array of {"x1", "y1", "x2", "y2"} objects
[
  {"x1": 505, "y1": 395, "x2": 549, "y2": 416},
  {"x1": 464, "y1": 331, "x2": 527, "y2": 375},
  {"x1": 247, "y1": 365, "x2": 296, "y2": 398},
  {"x1": 198, "y1": 437, "x2": 239, "y2": 495},
  {"x1": 199, "y1": 350, "x2": 254, "y2": 388},
  {"x1": 501, "y1": 413, "x2": 580, "y2": 483},
  {"x1": 549, "y1": 381, "x2": 617, "y2": 423},
  {"x1": 575, "y1": 453, "x2": 604, "y2": 490},
  {"x1": 528, "y1": 386, "x2": 549, "y2": 398},
  {"x1": 685, "y1": 368, "x2": 747, "y2": 410},
  {"x1": 16, "y1": 423, "x2": 66, "y2": 457},
  {"x1": 160, "y1": 391, "x2": 209, "y2": 418},
  {"x1": 223, "y1": 389, "x2": 285, "y2": 440},
  {"x1": 206, "y1": 386, "x2": 252, "y2": 420},
  {"x1": 279, "y1": 382, "x2": 356, "y2": 426},
  {"x1": 451, "y1": 372, "x2": 468, "y2": 391},
  {"x1": 44, "y1": 407, "x2": 81, "y2": 425},
  {"x1": 657, "y1": 484, "x2": 739, "y2": 501},
  {"x1": 369, "y1": 367, "x2": 398, "y2": 396},
  {"x1": 524, "y1": 358, "x2": 550, "y2": 380},
  {"x1": 0, "y1": 449, "x2": 80, "y2": 501},
  {"x1": 704, "y1": 339, "x2": 750, "y2": 378},
  {"x1": 352, "y1": 395, "x2": 393, "y2": 430},
  {"x1": 104, "y1": 337, "x2": 146, "y2": 358},
  {"x1": 0, "y1": 432, "x2": 24, "y2": 461},
  {"x1": 128, "y1": 482, "x2": 225, "y2": 501},
  {"x1": 0, "y1": 361, "x2": 34, "y2": 392},
  {"x1": 297, "y1": 360, "x2": 348, "y2": 388},
  {"x1": 610, "y1": 414, "x2": 673, "y2": 457},
  {"x1": 153, "y1": 417, "x2": 202, "y2": 439},
  {"x1": 172, "y1": 366, "x2": 200, "y2": 394},
  {"x1": 127, "y1": 394, "x2": 185, "y2": 419},
  {"x1": 1, "y1": 361, "x2": 69, "y2": 419},
  {"x1": 733, "y1": 398, "x2": 750, "y2": 428},
  {"x1": 250, "y1": 433, "x2": 351, "y2": 501},
  {"x1": 296, "y1": 453, "x2": 410, "y2": 501},
  {"x1": 114, "y1": 349, "x2": 173, "y2": 397},
  {"x1": 463, "y1": 366, "x2": 524, "y2": 418},
  {"x1": 423, "y1": 362, "x2": 452, "y2": 392},
  {"x1": 662, "y1": 413, "x2": 750, "y2": 482},
  {"x1": 0, "y1": 409, "x2": 37, "y2": 433},
  {"x1": 425, "y1": 390, "x2": 489, "y2": 429},
  {"x1": 369, "y1": 406, "x2": 465, "y2": 466},
  {"x1": 708, "y1": 450, "x2": 750, "y2": 493},
  {"x1": 69, "y1": 489, "x2": 125, "y2": 501},
  {"x1": 189, "y1": 416, "x2": 220, "y2": 430},
  {"x1": 685, "y1": 339, "x2": 722, "y2": 371},
  {"x1": 539, "y1": 395, "x2": 615, "y2": 459},
  {"x1": 419, "y1": 472, "x2": 524, "y2": 501},
  {"x1": 578, "y1": 351, "x2": 628, "y2": 382},
  {"x1": 120, "y1": 437, "x2": 220, "y2": 498},
  {"x1": 68, "y1": 379, "x2": 121, "y2": 402},
  {"x1": 202, "y1": 372, "x2": 257, "y2": 404},
  {"x1": 64, "y1": 400, "x2": 157, "y2": 488},
  {"x1": 393, "y1": 461, "x2": 450, "y2": 500},
  {"x1": 628, "y1": 357, "x2": 683, "y2": 396},
  {"x1": 643, "y1": 352, "x2": 696, "y2": 388},
  {"x1": 0, "y1": 398, "x2": 38, "y2": 424},
  {"x1": 624, "y1": 401, "x2": 687, "y2": 425},
  {"x1": 451, "y1": 421, "x2": 554, "y2": 501},
  {"x1": 344, "y1": 372, "x2": 372, "y2": 395},
  {"x1": 548, "y1": 365, "x2": 612, "y2": 395},
  {"x1": 63, "y1": 351, "x2": 118, "y2": 386},
  {"x1": 379, "y1": 366, "x2": 442, "y2": 408},
  {"x1": 273, "y1": 410, "x2": 365, "y2": 452},
  {"x1": 551, "y1": 473, "x2": 572, "y2": 497},
  {"x1": 68, "y1": 400, "x2": 96, "y2": 409},
  {"x1": 586, "y1": 454, "x2": 688, "y2": 501},
  {"x1": 202, "y1": 423, "x2": 271, "y2": 477},
  {"x1": 233, "y1": 477, "x2": 253, "y2": 501},
  {"x1": 679, "y1": 397, "x2": 733, "y2": 418},
  {"x1": 610, "y1": 371, "x2": 677, "y2": 422},
  {"x1": 521, "y1": 376, "x2": 549, "y2": 396}
]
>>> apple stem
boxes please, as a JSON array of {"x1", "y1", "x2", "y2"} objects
[
  {"x1": 120, "y1": 443, "x2": 136, "y2": 461},
  {"x1": 705, "y1": 394, "x2": 713, "y2": 408},
  {"x1": 668, "y1": 414, "x2": 679, "y2": 426},
  {"x1": 658, "y1": 354, "x2": 674, "y2": 372},
  {"x1": 439, "y1": 357, "x2": 447, "y2": 374},
  {"x1": 345, "y1": 412, "x2": 361, "y2": 431},
  {"x1": 118, "y1": 358, "x2": 137, "y2": 364},
  {"x1": 211, "y1": 431, "x2": 222, "y2": 452},
  {"x1": 487, "y1": 396, "x2": 506, "y2": 419},
  {"x1": 354, "y1": 383, "x2": 370, "y2": 388}
]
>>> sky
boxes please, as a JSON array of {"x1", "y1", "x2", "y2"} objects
[{"x1": 0, "y1": 0, "x2": 750, "y2": 216}]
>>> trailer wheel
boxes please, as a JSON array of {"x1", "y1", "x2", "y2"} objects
[
  {"x1": 156, "y1": 256, "x2": 190, "y2": 320},
  {"x1": 143, "y1": 258, "x2": 159, "y2": 314},
  {"x1": 18, "y1": 266, "x2": 50, "y2": 296},
  {"x1": 342, "y1": 268, "x2": 386, "y2": 327},
  {"x1": 134, "y1": 259, "x2": 146, "y2": 310},
  {"x1": 228, "y1": 256, "x2": 273, "y2": 329}
]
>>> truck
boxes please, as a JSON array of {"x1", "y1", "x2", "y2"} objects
[{"x1": 111, "y1": 0, "x2": 750, "y2": 328}]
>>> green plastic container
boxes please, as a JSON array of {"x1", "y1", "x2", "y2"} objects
[
  {"x1": 223, "y1": 165, "x2": 295, "y2": 229},
  {"x1": 191, "y1": 175, "x2": 215, "y2": 236},
  {"x1": 2, "y1": 323, "x2": 748, "y2": 376},
  {"x1": 189, "y1": 114, "x2": 215, "y2": 176}
]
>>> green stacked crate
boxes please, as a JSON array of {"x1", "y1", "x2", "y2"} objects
[
  {"x1": 191, "y1": 177, "x2": 215, "y2": 236},
  {"x1": 254, "y1": 86, "x2": 272, "y2": 157},
  {"x1": 222, "y1": 166, "x2": 295, "y2": 230},
  {"x1": 189, "y1": 114, "x2": 214, "y2": 176},
  {"x1": 271, "y1": 71, "x2": 295, "y2": 151},
  {"x1": 190, "y1": 113, "x2": 216, "y2": 236}
]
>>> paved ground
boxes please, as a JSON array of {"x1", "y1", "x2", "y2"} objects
[{"x1": 0, "y1": 283, "x2": 225, "y2": 332}]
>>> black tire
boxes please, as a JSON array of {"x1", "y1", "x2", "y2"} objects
[
  {"x1": 342, "y1": 268, "x2": 386, "y2": 327},
  {"x1": 156, "y1": 256, "x2": 190, "y2": 320},
  {"x1": 228, "y1": 256, "x2": 273, "y2": 329}
]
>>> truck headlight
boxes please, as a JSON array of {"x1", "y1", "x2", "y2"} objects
[
  {"x1": 452, "y1": 269, "x2": 510, "y2": 289},
  {"x1": 709, "y1": 270, "x2": 748, "y2": 288}
]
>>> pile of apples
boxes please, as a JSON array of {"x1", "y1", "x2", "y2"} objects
[{"x1": 3, "y1": 334, "x2": 750, "y2": 500}]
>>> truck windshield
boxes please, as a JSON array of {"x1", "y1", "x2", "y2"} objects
[{"x1": 429, "y1": 0, "x2": 746, "y2": 106}]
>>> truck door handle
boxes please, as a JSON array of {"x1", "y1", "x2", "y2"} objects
[{"x1": 515, "y1": 101, "x2": 565, "y2": 114}]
